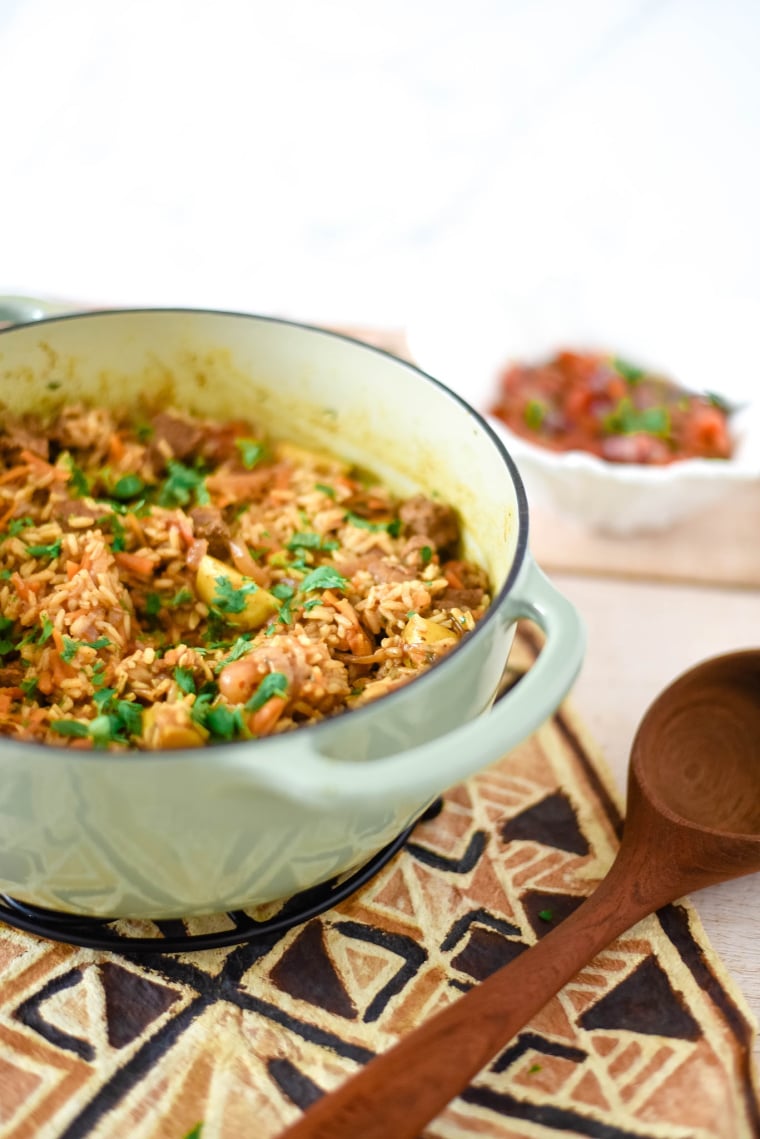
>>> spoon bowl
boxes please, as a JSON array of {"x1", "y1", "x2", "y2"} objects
[
  {"x1": 281, "y1": 650, "x2": 760, "y2": 1139},
  {"x1": 632, "y1": 649, "x2": 760, "y2": 836}
]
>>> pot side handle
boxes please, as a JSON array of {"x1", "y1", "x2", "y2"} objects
[
  {"x1": 0, "y1": 296, "x2": 69, "y2": 325},
  {"x1": 256, "y1": 558, "x2": 585, "y2": 806}
]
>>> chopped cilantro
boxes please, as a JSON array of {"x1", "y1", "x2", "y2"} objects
[
  {"x1": 705, "y1": 390, "x2": 734, "y2": 414},
  {"x1": 286, "y1": 554, "x2": 311, "y2": 573},
  {"x1": 135, "y1": 422, "x2": 154, "y2": 442},
  {"x1": 182, "y1": 1125, "x2": 203, "y2": 1139},
  {"x1": 145, "y1": 592, "x2": 162, "y2": 618},
  {"x1": 88, "y1": 714, "x2": 114, "y2": 749},
  {"x1": 215, "y1": 633, "x2": 254, "y2": 670},
  {"x1": 604, "y1": 398, "x2": 670, "y2": 437},
  {"x1": 6, "y1": 516, "x2": 34, "y2": 537},
  {"x1": 245, "y1": 671, "x2": 288, "y2": 712},
  {"x1": 203, "y1": 704, "x2": 246, "y2": 741},
  {"x1": 302, "y1": 597, "x2": 322, "y2": 612},
  {"x1": 111, "y1": 473, "x2": 145, "y2": 500},
  {"x1": 420, "y1": 545, "x2": 432, "y2": 565},
  {"x1": 300, "y1": 566, "x2": 348, "y2": 593},
  {"x1": 115, "y1": 699, "x2": 142, "y2": 736},
  {"x1": 271, "y1": 582, "x2": 296, "y2": 601},
  {"x1": 190, "y1": 691, "x2": 214, "y2": 725},
  {"x1": 524, "y1": 399, "x2": 547, "y2": 431},
  {"x1": 0, "y1": 569, "x2": 10, "y2": 579},
  {"x1": 0, "y1": 637, "x2": 14, "y2": 656},
  {"x1": 158, "y1": 459, "x2": 210, "y2": 508},
  {"x1": 65, "y1": 455, "x2": 90, "y2": 496},
  {"x1": 96, "y1": 513, "x2": 127, "y2": 552},
  {"x1": 315, "y1": 482, "x2": 336, "y2": 499},
  {"x1": 93, "y1": 687, "x2": 117, "y2": 710},
  {"x1": 344, "y1": 511, "x2": 400, "y2": 538},
  {"x1": 169, "y1": 587, "x2": 194, "y2": 606},
  {"x1": 89, "y1": 636, "x2": 111, "y2": 649},
  {"x1": 612, "y1": 356, "x2": 646, "y2": 383},
  {"x1": 84, "y1": 689, "x2": 142, "y2": 745},
  {"x1": 51, "y1": 719, "x2": 90, "y2": 738},
  {"x1": 18, "y1": 614, "x2": 54, "y2": 648},
  {"x1": 276, "y1": 598, "x2": 294, "y2": 626},
  {"x1": 538, "y1": 909, "x2": 554, "y2": 923},
  {"x1": 212, "y1": 574, "x2": 257, "y2": 614},
  {"x1": 235, "y1": 438, "x2": 265, "y2": 469},
  {"x1": 173, "y1": 667, "x2": 196, "y2": 694},
  {"x1": 20, "y1": 676, "x2": 38, "y2": 698},
  {"x1": 527, "y1": 1063, "x2": 542, "y2": 1074},
  {"x1": 26, "y1": 538, "x2": 62, "y2": 559},
  {"x1": 61, "y1": 636, "x2": 80, "y2": 663},
  {"x1": 287, "y1": 531, "x2": 338, "y2": 552}
]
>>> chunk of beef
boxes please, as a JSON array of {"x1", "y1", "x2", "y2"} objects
[
  {"x1": 399, "y1": 494, "x2": 460, "y2": 553},
  {"x1": 441, "y1": 559, "x2": 490, "y2": 591},
  {"x1": 51, "y1": 496, "x2": 105, "y2": 528},
  {"x1": 190, "y1": 505, "x2": 230, "y2": 559},
  {"x1": 437, "y1": 587, "x2": 485, "y2": 611},
  {"x1": 0, "y1": 663, "x2": 24, "y2": 687},
  {"x1": 0, "y1": 416, "x2": 50, "y2": 461},
  {"x1": 149, "y1": 412, "x2": 204, "y2": 468}
]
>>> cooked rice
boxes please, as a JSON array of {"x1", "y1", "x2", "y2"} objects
[{"x1": 0, "y1": 404, "x2": 491, "y2": 749}]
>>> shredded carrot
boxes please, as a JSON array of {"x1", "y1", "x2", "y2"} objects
[
  {"x1": 124, "y1": 512, "x2": 146, "y2": 543},
  {"x1": 11, "y1": 573, "x2": 36, "y2": 602},
  {"x1": 0, "y1": 502, "x2": 16, "y2": 530},
  {"x1": 176, "y1": 516, "x2": 195, "y2": 547},
  {"x1": 444, "y1": 566, "x2": 465, "y2": 590},
  {"x1": 66, "y1": 560, "x2": 80, "y2": 580},
  {"x1": 108, "y1": 432, "x2": 126, "y2": 462},
  {"x1": 0, "y1": 464, "x2": 31, "y2": 486},
  {"x1": 205, "y1": 469, "x2": 269, "y2": 506},
  {"x1": 0, "y1": 692, "x2": 16, "y2": 714},
  {"x1": 49, "y1": 653, "x2": 67, "y2": 685},
  {"x1": 37, "y1": 671, "x2": 54, "y2": 696},
  {"x1": 334, "y1": 475, "x2": 358, "y2": 496},
  {"x1": 114, "y1": 551, "x2": 155, "y2": 578},
  {"x1": 20, "y1": 450, "x2": 68, "y2": 480}
]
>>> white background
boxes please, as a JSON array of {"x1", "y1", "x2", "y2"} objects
[{"x1": 1, "y1": 0, "x2": 759, "y2": 385}]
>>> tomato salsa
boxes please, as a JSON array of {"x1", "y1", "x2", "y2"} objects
[{"x1": 490, "y1": 350, "x2": 734, "y2": 464}]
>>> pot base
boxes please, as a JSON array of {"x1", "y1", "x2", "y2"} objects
[{"x1": 0, "y1": 800, "x2": 443, "y2": 954}]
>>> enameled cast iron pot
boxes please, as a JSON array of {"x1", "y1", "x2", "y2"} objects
[{"x1": 0, "y1": 301, "x2": 585, "y2": 918}]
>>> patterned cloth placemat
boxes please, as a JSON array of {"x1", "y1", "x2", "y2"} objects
[{"x1": 0, "y1": 629, "x2": 757, "y2": 1139}]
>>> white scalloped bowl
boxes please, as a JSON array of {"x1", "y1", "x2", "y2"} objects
[
  {"x1": 408, "y1": 305, "x2": 760, "y2": 536},
  {"x1": 482, "y1": 404, "x2": 760, "y2": 535}
]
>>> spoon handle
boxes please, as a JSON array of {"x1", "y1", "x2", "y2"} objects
[{"x1": 279, "y1": 852, "x2": 663, "y2": 1139}]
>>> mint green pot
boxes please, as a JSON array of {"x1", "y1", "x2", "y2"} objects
[{"x1": 0, "y1": 303, "x2": 584, "y2": 918}]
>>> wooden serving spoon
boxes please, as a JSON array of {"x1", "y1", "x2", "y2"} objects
[{"x1": 280, "y1": 650, "x2": 760, "y2": 1139}]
